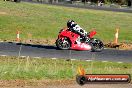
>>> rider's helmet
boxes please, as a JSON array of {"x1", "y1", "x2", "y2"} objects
[{"x1": 67, "y1": 20, "x2": 75, "y2": 28}]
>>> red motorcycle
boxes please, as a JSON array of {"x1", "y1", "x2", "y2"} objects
[{"x1": 56, "y1": 27, "x2": 104, "y2": 52}]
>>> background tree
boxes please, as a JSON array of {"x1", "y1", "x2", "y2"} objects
[{"x1": 128, "y1": 0, "x2": 132, "y2": 7}]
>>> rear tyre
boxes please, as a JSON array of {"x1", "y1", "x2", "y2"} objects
[
  {"x1": 56, "y1": 37, "x2": 71, "y2": 50},
  {"x1": 89, "y1": 38, "x2": 104, "y2": 52}
]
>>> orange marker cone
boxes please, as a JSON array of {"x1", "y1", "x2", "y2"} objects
[
  {"x1": 114, "y1": 27, "x2": 119, "y2": 44},
  {"x1": 78, "y1": 65, "x2": 85, "y2": 76},
  {"x1": 16, "y1": 30, "x2": 20, "y2": 42}
]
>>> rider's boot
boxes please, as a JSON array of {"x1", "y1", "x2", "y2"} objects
[{"x1": 82, "y1": 36, "x2": 90, "y2": 43}]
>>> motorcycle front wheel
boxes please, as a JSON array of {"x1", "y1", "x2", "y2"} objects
[
  {"x1": 56, "y1": 37, "x2": 71, "y2": 50},
  {"x1": 89, "y1": 38, "x2": 104, "y2": 52}
]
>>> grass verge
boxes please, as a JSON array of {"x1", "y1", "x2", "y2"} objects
[
  {"x1": 0, "y1": 1, "x2": 132, "y2": 43},
  {"x1": 0, "y1": 56, "x2": 131, "y2": 80}
]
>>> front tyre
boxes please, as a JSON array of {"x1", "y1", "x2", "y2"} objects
[
  {"x1": 56, "y1": 37, "x2": 71, "y2": 50},
  {"x1": 90, "y1": 38, "x2": 104, "y2": 52}
]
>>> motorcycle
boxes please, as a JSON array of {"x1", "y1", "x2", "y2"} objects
[{"x1": 56, "y1": 27, "x2": 104, "y2": 52}]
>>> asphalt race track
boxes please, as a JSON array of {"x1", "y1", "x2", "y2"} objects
[
  {"x1": 0, "y1": 42, "x2": 132, "y2": 63},
  {"x1": 22, "y1": 0, "x2": 132, "y2": 13}
]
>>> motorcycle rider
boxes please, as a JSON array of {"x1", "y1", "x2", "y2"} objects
[{"x1": 67, "y1": 20, "x2": 89, "y2": 42}]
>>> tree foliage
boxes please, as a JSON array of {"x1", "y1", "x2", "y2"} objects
[{"x1": 82, "y1": 0, "x2": 131, "y2": 5}]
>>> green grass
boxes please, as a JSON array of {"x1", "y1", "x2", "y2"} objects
[
  {"x1": 0, "y1": 1, "x2": 132, "y2": 42},
  {"x1": 0, "y1": 56, "x2": 131, "y2": 80}
]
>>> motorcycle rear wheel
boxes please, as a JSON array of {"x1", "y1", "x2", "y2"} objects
[
  {"x1": 56, "y1": 37, "x2": 71, "y2": 50},
  {"x1": 89, "y1": 38, "x2": 104, "y2": 52}
]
